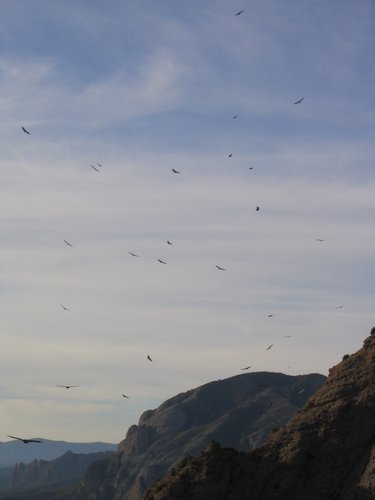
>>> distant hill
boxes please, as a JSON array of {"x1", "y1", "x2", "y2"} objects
[
  {"x1": 145, "y1": 330, "x2": 375, "y2": 499},
  {"x1": 0, "y1": 451, "x2": 113, "y2": 496},
  {"x1": 0, "y1": 440, "x2": 117, "y2": 467},
  {"x1": 68, "y1": 371, "x2": 325, "y2": 500}
]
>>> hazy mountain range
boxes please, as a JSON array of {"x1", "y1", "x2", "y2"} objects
[{"x1": 0, "y1": 440, "x2": 117, "y2": 468}]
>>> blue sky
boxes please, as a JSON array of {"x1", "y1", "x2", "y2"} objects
[{"x1": 1, "y1": 0, "x2": 375, "y2": 443}]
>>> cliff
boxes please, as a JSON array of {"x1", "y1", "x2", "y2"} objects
[
  {"x1": 145, "y1": 330, "x2": 375, "y2": 500},
  {"x1": 72, "y1": 371, "x2": 325, "y2": 499}
]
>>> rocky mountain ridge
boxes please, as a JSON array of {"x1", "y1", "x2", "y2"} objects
[
  {"x1": 70, "y1": 371, "x2": 325, "y2": 499},
  {"x1": 145, "y1": 330, "x2": 375, "y2": 499}
]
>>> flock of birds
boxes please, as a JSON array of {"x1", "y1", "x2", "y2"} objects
[{"x1": 7, "y1": 9, "x2": 344, "y2": 445}]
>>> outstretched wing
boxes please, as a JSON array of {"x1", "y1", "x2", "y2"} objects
[{"x1": 8, "y1": 435, "x2": 22, "y2": 441}]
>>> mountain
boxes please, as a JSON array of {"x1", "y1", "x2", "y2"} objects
[
  {"x1": 145, "y1": 329, "x2": 375, "y2": 499},
  {"x1": 0, "y1": 469, "x2": 13, "y2": 493},
  {"x1": 3, "y1": 451, "x2": 113, "y2": 494},
  {"x1": 68, "y1": 371, "x2": 325, "y2": 500},
  {"x1": 0, "y1": 440, "x2": 117, "y2": 467}
]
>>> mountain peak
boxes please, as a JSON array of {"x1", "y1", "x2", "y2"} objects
[
  {"x1": 70, "y1": 372, "x2": 325, "y2": 500},
  {"x1": 146, "y1": 330, "x2": 375, "y2": 500}
]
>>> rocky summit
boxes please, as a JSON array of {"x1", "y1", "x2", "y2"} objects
[
  {"x1": 145, "y1": 330, "x2": 375, "y2": 500},
  {"x1": 71, "y1": 372, "x2": 325, "y2": 500}
]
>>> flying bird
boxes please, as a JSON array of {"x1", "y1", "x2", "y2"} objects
[
  {"x1": 335, "y1": 305, "x2": 345, "y2": 309},
  {"x1": 60, "y1": 304, "x2": 70, "y2": 311},
  {"x1": 241, "y1": 365, "x2": 251, "y2": 370},
  {"x1": 249, "y1": 167, "x2": 253, "y2": 170},
  {"x1": 228, "y1": 153, "x2": 233, "y2": 157},
  {"x1": 285, "y1": 335, "x2": 293, "y2": 338},
  {"x1": 172, "y1": 169, "x2": 180, "y2": 174},
  {"x1": 21, "y1": 126, "x2": 30, "y2": 134},
  {"x1": 232, "y1": 114, "x2": 239, "y2": 119},
  {"x1": 294, "y1": 97, "x2": 304, "y2": 104},
  {"x1": 56, "y1": 385, "x2": 80, "y2": 389},
  {"x1": 8, "y1": 435, "x2": 41, "y2": 444},
  {"x1": 266, "y1": 344, "x2": 273, "y2": 350},
  {"x1": 267, "y1": 314, "x2": 273, "y2": 318},
  {"x1": 128, "y1": 252, "x2": 139, "y2": 257},
  {"x1": 235, "y1": 10, "x2": 244, "y2": 16},
  {"x1": 157, "y1": 259, "x2": 167, "y2": 264},
  {"x1": 256, "y1": 206, "x2": 260, "y2": 211},
  {"x1": 122, "y1": 394, "x2": 129, "y2": 398},
  {"x1": 167, "y1": 240, "x2": 173, "y2": 245},
  {"x1": 216, "y1": 265, "x2": 226, "y2": 271},
  {"x1": 97, "y1": 163, "x2": 102, "y2": 167},
  {"x1": 147, "y1": 355, "x2": 153, "y2": 362},
  {"x1": 316, "y1": 239, "x2": 325, "y2": 242},
  {"x1": 90, "y1": 164, "x2": 100, "y2": 172},
  {"x1": 63, "y1": 239, "x2": 73, "y2": 247}
]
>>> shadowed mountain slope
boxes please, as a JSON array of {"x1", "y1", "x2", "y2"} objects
[
  {"x1": 145, "y1": 330, "x2": 375, "y2": 500},
  {"x1": 70, "y1": 371, "x2": 325, "y2": 500}
]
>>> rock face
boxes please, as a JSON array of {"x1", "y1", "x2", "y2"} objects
[
  {"x1": 72, "y1": 372, "x2": 325, "y2": 500},
  {"x1": 5, "y1": 451, "x2": 113, "y2": 493},
  {"x1": 145, "y1": 332, "x2": 375, "y2": 500}
]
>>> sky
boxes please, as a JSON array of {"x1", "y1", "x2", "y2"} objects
[{"x1": 1, "y1": 0, "x2": 375, "y2": 444}]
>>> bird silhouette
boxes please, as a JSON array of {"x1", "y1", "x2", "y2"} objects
[
  {"x1": 21, "y1": 126, "x2": 30, "y2": 135},
  {"x1": 167, "y1": 240, "x2": 173, "y2": 245},
  {"x1": 335, "y1": 305, "x2": 345, "y2": 309},
  {"x1": 266, "y1": 344, "x2": 273, "y2": 350},
  {"x1": 241, "y1": 365, "x2": 251, "y2": 370},
  {"x1": 63, "y1": 240, "x2": 73, "y2": 247},
  {"x1": 228, "y1": 153, "x2": 233, "y2": 157},
  {"x1": 316, "y1": 239, "x2": 325, "y2": 242},
  {"x1": 267, "y1": 314, "x2": 273, "y2": 318},
  {"x1": 60, "y1": 304, "x2": 70, "y2": 311},
  {"x1": 249, "y1": 167, "x2": 253, "y2": 170},
  {"x1": 216, "y1": 265, "x2": 226, "y2": 271},
  {"x1": 8, "y1": 435, "x2": 41, "y2": 444},
  {"x1": 285, "y1": 335, "x2": 293, "y2": 338},
  {"x1": 235, "y1": 10, "x2": 244, "y2": 16},
  {"x1": 157, "y1": 259, "x2": 167, "y2": 264},
  {"x1": 128, "y1": 252, "x2": 139, "y2": 257},
  {"x1": 90, "y1": 164, "x2": 100, "y2": 172},
  {"x1": 256, "y1": 206, "x2": 260, "y2": 211},
  {"x1": 147, "y1": 355, "x2": 153, "y2": 362},
  {"x1": 122, "y1": 394, "x2": 129, "y2": 398},
  {"x1": 294, "y1": 97, "x2": 304, "y2": 104},
  {"x1": 172, "y1": 169, "x2": 180, "y2": 174},
  {"x1": 56, "y1": 385, "x2": 80, "y2": 389},
  {"x1": 232, "y1": 114, "x2": 238, "y2": 119},
  {"x1": 97, "y1": 163, "x2": 102, "y2": 167}
]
